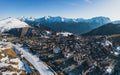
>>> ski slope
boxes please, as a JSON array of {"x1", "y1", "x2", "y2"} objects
[{"x1": 13, "y1": 44, "x2": 56, "y2": 75}]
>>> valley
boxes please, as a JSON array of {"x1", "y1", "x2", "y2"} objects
[
  {"x1": 0, "y1": 17, "x2": 120, "y2": 75},
  {"x1": 0, "y1": 0, "x2": 120, "y2": 75}
]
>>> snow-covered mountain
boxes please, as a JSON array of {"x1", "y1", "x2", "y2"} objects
[
  {"x1": 0, "y1": 16, "x2": 111, "y2": 34},
  {"x1": 18, "y1": 16, "x2": 36, "y2": 22},
  {"x1": 18, "y1": 16, "x2": 110, "y2": 24},
  {"x1": 18, "y1": 16, "x2": 111, "y2": 34},
  {"x1": 0, "y1": 17, "x2": 29, "y2": 32}
]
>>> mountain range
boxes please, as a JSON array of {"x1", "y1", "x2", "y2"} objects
[
  {"x1": 18, "y1": 16, "x2": 111, "y2": 34},
  {"x1": 0, "y1": 16, "x2": 120, "y2": 36}
]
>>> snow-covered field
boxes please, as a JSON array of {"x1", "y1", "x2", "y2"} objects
[{"x1": 0, "y1": 41, "x2": 27, "y2": 75}]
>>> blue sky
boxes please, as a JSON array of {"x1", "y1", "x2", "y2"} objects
[{"x1": 0, "y1": 0, "x2": 120, "y2": 20}]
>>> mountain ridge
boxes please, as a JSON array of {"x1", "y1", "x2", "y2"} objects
[
  {"x1": 84, "y1": 21, "x2": 120, "y2": 35},
  {"x1": 18, "y1": 16, "x2": 110, "y2": 23},
  {"x1": 18, "y1": 16, "x2": 111, "y2": 34}
]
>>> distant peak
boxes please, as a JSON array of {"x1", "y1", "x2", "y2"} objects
[
  {"x1": 2, "y1": 17, "x2": 20, "y2": 21},
  {"x1": 44, "y1": 16, "x2": 51, "y2": 20},
  {"x1": 17, "y1": 16, "x2": 111, "y2": 24},
  {"x1": 112, "y1": 20, "x2": 120, "y2": 24}
]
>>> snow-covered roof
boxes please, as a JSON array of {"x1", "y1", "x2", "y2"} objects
[
  {"x1": 105, "y1": 40, "x2": 112, "y2": 46},
  {"x1": 116, "y1": 46, "x2": 120, "y2": 51},
  {"x1": 106, "y1": 66, "x2": 114, "y2": 74}
]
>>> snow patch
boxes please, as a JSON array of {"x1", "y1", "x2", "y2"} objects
[
  {"x1": 10, "y1": 58, "x2": 25, "y2": 69},
  {"x1": 106, "y1": 66, "x2": 114, "y2": 74},
  {"x1": 57, "y1": 32, "x2": 72, "y2": 37}
]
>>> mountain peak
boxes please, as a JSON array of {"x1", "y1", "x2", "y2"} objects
[
  {"x1": 88, "y1": 16, "x2": 111, "y2": 23},
  {"x1": 43, "y1": 16, "x2": 51, "y2": 20},
  {"x1": 0, "y1": 17, "x2": 29, "y2": 32},
  {"x1": 17, "y1": 16, "x2": 111, "y2": 34}
]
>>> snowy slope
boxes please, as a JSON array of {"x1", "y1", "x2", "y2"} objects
[
  {"x1": 0, "y1": 41, "x2": 27, "y2": 75},
  {"x1": 0, "y1": 17, "x2": 29, "y2": 32},
  {"x1": 18, "y1": 16, "x2": 36, "y2": 22},
  {"x1": 13, "y1": 44, "x2": 56, "y2": 75}
]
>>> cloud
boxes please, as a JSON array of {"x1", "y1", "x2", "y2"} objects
[
  {"x1": 62, "y1": 1, "x2": 79, "y2": 7},
  {"x1": 68, "y1": 3, "x2": 78, "y2": 6},
  {"x1": 84, "y1": 0, "x2": 92, "y2": 4}
]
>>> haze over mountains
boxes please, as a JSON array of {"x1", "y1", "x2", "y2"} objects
[
  {"x1": 0, "y1": 16, "x2": 120, "y2": 36},
  {"x1": 18, "y1": 16, "x2": 111, "y2": 34},
  {"x1": 85, "y1": 21, "x2": 120, "y2": 35}
]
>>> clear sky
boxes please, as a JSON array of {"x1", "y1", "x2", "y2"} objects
[{"x1": 0, "y1": 0, "x2": 120, "y2": 20}]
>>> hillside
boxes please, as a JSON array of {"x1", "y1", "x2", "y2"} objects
[
  {"x1": 0, "y1": 42, "x2": 27, "y2": 75},
  {"x1": 84, "y1": 23, "x2": 120, "y2": 35}
]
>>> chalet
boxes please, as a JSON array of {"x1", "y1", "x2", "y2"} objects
[
  {"x1": 1, "y1": 33, "x2": 12, "y2": 38},
  {"x1": 2, "y1": 39, "x2": 8, "y2": 42},
  {"x1": 0, "y1": 37, "x2": 2, "y2": 41},
  {"x1": 1, "y1": 67, "x2": 8, "y2": 72},
  {"x1": 53, "y1": 47, "x2": 61, "y2": 54},
  {"x1": 63, "y1": 52, "x2": 74, "y2": 58}
]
